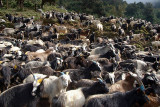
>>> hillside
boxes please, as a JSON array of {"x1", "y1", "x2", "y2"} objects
[
  {"x1": 0, "y1": 0, "x2": 160, "y2": 24},
  {"x1": 0, "y1": 1, "x2": 160, "y2": 107}
]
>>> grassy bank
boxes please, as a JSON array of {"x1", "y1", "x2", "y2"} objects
[{"x1": 0, "y1": 5, "x2": 67, "y2": 21}]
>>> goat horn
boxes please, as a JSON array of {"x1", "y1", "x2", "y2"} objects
[
  {"x1": 60, "y1": 72, "x2": 65, "y2": 75},
  {"x1": 0, "y1": 61, "x2": 3, "y2": 64},
  {"x1": 29, "y1": 67, "x2": 37, "y2": 80},
  {"x1": 97, "y1": 78, "x2": 103, "y2": 83},
  {"x1": 129, "y1": 71, "x2": 145, "y2": 92}
]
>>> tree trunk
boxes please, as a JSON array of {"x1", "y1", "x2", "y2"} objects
[
  {"x1": 19, "y1": 0, "x2": 24, "y2": 10},
  {"x1": 0, "y1": 0, "x2": 3, "y2": 8},
  {"x1": 6, "y1": 0, "x2": 8, "y2": 8}
]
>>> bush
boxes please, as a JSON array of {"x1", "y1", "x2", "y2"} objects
[
  {"x1": 23, "y1": 1, "x2": 35, "y2": 8},
  {"x1": 43, "y1": 19, "x2": 58, "y2": 25},
  {"x1": 0, "y1": 22, "x2": 14, "y2": 28},
  {"x1": 102, "y1": 32, "x2": 118, "y2": 38}
]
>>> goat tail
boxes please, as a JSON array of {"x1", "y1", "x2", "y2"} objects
[{"x1": 52, "y1": 96, "x2": 65, "y2": 107}]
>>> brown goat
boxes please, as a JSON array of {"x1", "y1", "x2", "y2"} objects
[
  {"x1": 95, "y1": 58, "x2": 110, "y2": 66},
  {"x1": 109, "y1": 19, "x2": 117, "y2": 24},
  {"x1": 143, "y1": 94, "x2": 160, "y2": 107},
  {"x1": 109, "y1": 73, "x2": 136, "y2": 93},
  {"x1": 26, "y1": 48, "x2": 53, "y2": 61},
  {"x1": 80, "y1": 29, "x2": 90, "y2": 37},
  {"x1": 155, "y1": 33, "x2": 160, "y2": 41}
]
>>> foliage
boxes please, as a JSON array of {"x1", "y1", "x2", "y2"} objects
[{"x1": 0, "y1": 0, "x2": 160, "y2": 24}]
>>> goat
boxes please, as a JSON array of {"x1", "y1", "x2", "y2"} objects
[
  {"x1": 0, "y1": 81, "x2": 43, "y2": 107},
  {"x1": 143, "y1": 94, "x2": 160, "y2": 107},
  {"x1": 130, "y1": 31, "x2": 143, "y2": 41},
  {"x1": 118, "y1": 27, "x2": 125, "y2": 36},
  {"x1": 27, "y1": 39, "x2": 45, "y2": 46},
  {"x1": 15, "y1": 66, "x2": 55, "y2": 81},
  {"x1": 22, "y1": 44, "x2": 45, "y2": 53},
  {"x1": 152, "y1": 41, "x2": 160, "y2": 49},
  {"x1": 52, "y1": 79, "x2": 109, "y2": 107},
  {"x1": 26, "y1": 48, "x2": 53, "y2": 61},
  {"x1": 0, "y1": 65, "x2": 12, "y2": 92},
  {"x1": 53, "y1": 25, "x2": 68, "y2": 34},
  {"x1": 154, "y1": 33, "x2": 160, "y2": 41},
  {"x1": 73, "y1": 79, "x2": 96, "y2": 89},
  {"x1": 32, "y1": 73, "x2": 72, "y2": 104},
  {"x1": 62, "y1": 60, "x2": 101, "y2": 82},
  {"x1": 2, "y1": 28, "x2": 15, "y2": 36},
  {"x1": 108, "y1": 72, "x2": 137, "y2": 93},
  {"x1": 50, "y1": 57, "x2": 63, "y2": 70},
  {"x1": 84, "y1": 88, "x2": 149, "y2": 107},
  {"x1": 96, "y1": 23, "x2": 103, "y2": 31},
  {"x1": 25, "y1": 61, "x2": 51, "y2": 69},
  {"x1": 90, "y1": 44, "x2": 115, "y2": 55},
  {"x1": 9, "y1": 46, "x2": 20, "y2": 52},
  {"x1": 23, "y1": 73, "x2": 47, "y2": 84},
  {"x1": 111, "y1": 24, "x2": 117, "y2": 31},
  {"x1": 109, "y1": 19, "x2": 117, "y2": 24}
]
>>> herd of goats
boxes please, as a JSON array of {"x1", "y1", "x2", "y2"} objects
[{"x1": 0, "y1": 8, "x2": 160, "y2": 107}]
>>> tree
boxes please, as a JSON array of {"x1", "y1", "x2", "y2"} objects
[
  {"x1": 6, "y1": 0, "x2": 8, "y2": 8},
  {"x1": 0, "y1": 0, "x2": 3, "y2": 7},
  {"x1": 125, "y1": 3, "x2": 138, "y2": 17},
  {"x1": 17, "y1": 0, "x2": 24, "y2": 10},
  {"x1": 156, "y1": 10, "x2": 160, "y2": 19},
  {"x1": 144, "y1": 3, "x2": 155, "y2": 23}
]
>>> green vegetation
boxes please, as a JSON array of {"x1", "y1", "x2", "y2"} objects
[
  {"x1": 0, "y1": 0, "x2": 160, "y2": 24},
  {"x1": 58, "y1": 0, "x2": 160, "y2": 24}
]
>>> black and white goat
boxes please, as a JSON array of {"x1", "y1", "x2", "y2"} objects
[
  {"x1": 52, "y1": 79, "x2": 109, "y2": 107},
  {"x1": 0, "y1": 79, "x2": 44, "y2": 107}
]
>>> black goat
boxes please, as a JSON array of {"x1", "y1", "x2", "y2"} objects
[
  {"x1": 0, "y1": 82, "x2": 43, "y2": 107},
  {"x1": 84, "y1": 88, "x2": 149, "y2": 107}
]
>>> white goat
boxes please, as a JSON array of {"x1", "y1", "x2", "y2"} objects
[
  {"x1": 36, "y1": 49, "x2": 45, "y2": 53},
  {"x1": 97, "y1": 23, "x2": 103, "y2": 31},
  {"x1": 52, "y1": 79, "x2": 109, "y2": 107},
  {"x1": 152, "y1": 41, "x2": 160, "y2": 49},
  {"x1": 9, "y1": 46, "x2": 20, "y2": 52},
  {"x1": 0, "y1": 19, "x2": 6, "y2": 23},
  {"x1": 26, "y1": 73, "x2": 72, "y2": 103},
  {"x1": 23, "y1": 73, "x2": 47, "y2": 84},
  {"x1": 0, "y1": 44, "x2": 6, "y2": 49},
  {"x1": 2, "y1": 28, "x2": 15, "y2": 36},
  {"x1": 53, "y1": 25, "x2": 68, "y2": 34},
  {"x1": 24, "y1": 61, "x2": 51, "y2": 69},
  {"x1": 0, "y1": 41, "x2": 12, "y2": 46},
  {"x1": 130, "y1": 31, "x2": 143, "y2": 41},
  {"x1": 27, "y1": 39, "x2": 45, "y2": 46},
  {"x1": 91, "y1": 20, "x2": 103, "y2": 31}
]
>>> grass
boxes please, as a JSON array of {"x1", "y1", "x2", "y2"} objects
[{"x1": 0, "y1": 5, "x2": 67, "y2": 21}]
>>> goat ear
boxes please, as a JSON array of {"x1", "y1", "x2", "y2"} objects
[
  {"x1": 97, "y1": 78, "x2": 103, "y2": 83},
  {"x1": 37, "y1": 78, "x2": 43, "y2": 84},
  {"x1": 25, "y1": 51, "x2": 28, "y2": 55},
  {"x1": 66, "y1": 72, "x2": 69, "y2": 75},
  {"x1": 69, "y1": 79, "x2": 72, "y2": 83},
  {"x1": 60, "y1": 72, "x2": 65, "y2": 75},
  {"x1": 13, "y1": 65, "x2": 17, "y2": 70},
  {"x1": 0, "y1": 65, "x2": 2, "y2": 70},
  {"x1": 0, "y1": 61, "x2": 3, "y2": 64}
]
